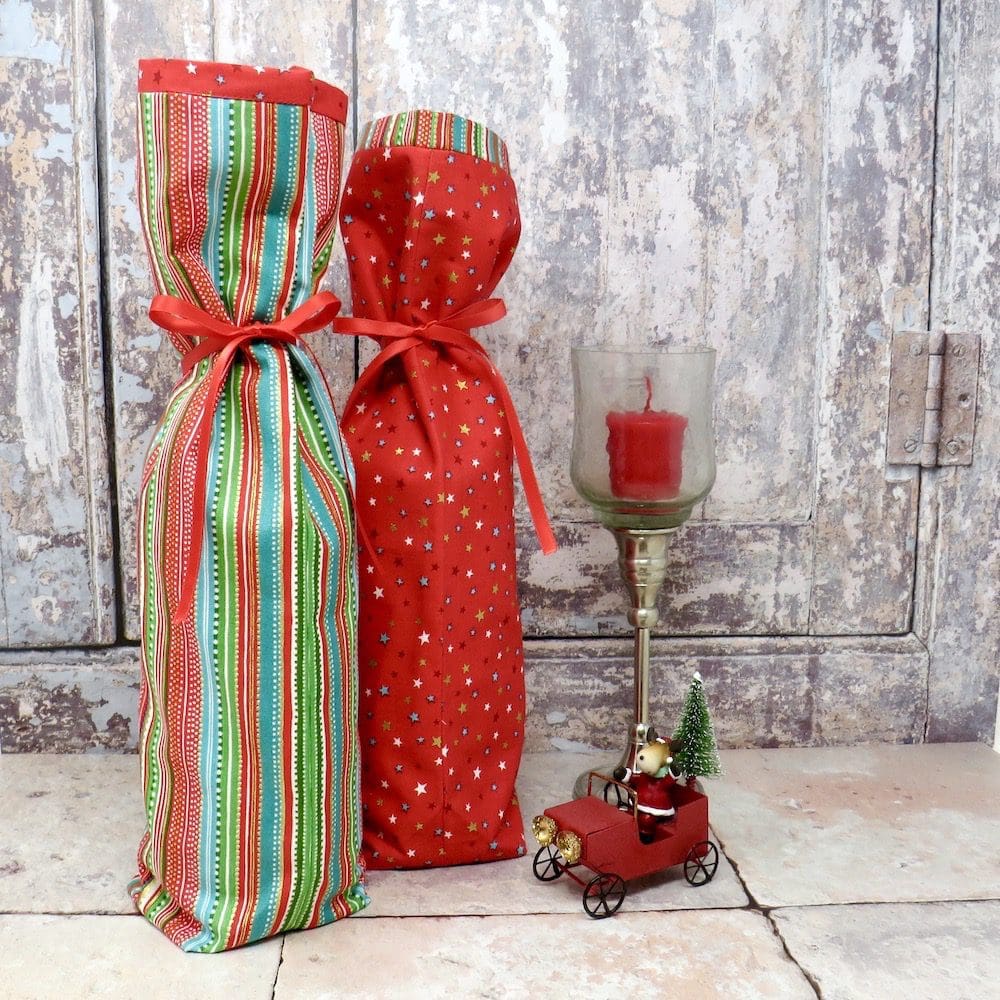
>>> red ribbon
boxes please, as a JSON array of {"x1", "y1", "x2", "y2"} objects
[
  {"x1": 148, "y1": 291, "x2": 342, "y2": 624},
  {"x1": 335, "y1": 299, "x2": 557, "y2": 556}
]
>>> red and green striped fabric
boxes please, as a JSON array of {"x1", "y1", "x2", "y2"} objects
[{"x1": 129, "y1": 59, "x2": 366, "y2": 953}]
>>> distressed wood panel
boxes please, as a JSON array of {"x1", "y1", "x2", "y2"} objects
[
  {"x1": 0, "y1": 649, "x2": 138, "y2": 752},
  {"x1": 918, "y1": 0, "x2": 1000, "y2": 742},
  {"x1": 523, "y1": 635, "x2": 929, "y2": 752},
  {"x1": 808, "y1": 0, "x2": 936, "y2": 633},
  {"x1": 98, "y1": 0, "x2": 212, "y2": 640},
  {"x1": 357, "y1": 0, "x2": 932, "y2": 639},
  {"x1": 701, "y1": 0, "x2": 821, "y2": 523},
  {"x1": 0, "y1": 0, "x2": 116, "y2": 646},
  {"x1": 517, "y1": 521, "x2": 811, "y2": 637},
  {"x1": 0, "y1": 637, "x2": 927, "y2": 752}
]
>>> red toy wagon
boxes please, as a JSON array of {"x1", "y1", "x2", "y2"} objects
[{"x1": 531, "y1": 772, "x2": 719, "y2": 918}]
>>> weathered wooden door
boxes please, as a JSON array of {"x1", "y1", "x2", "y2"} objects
[
  {"x1": 2, "y1": 0, "x2": 996, "y2": 751},
  {"x1": 0, "y1": 1, "x2": 115, "y2": 647}
]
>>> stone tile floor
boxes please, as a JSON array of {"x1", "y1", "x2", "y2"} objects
[{"x1": 1, "y1": 743, "x2": 998, "y2": 999}]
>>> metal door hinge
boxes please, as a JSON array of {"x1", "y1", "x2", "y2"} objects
[{"x1": 886, "y1": 330, "x2": 980, "y2": 467}]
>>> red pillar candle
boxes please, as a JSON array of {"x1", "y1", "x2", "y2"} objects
[{"x1": 606, "y1": 377, "x2": 687, "y2": 500}]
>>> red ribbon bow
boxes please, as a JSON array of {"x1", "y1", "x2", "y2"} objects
[
  {"x1": 148, "y1": 291, "x2": 342, "y2": 623},
  {"x1": 334, "y1": 299, "x2": 557, "y2": 555}
]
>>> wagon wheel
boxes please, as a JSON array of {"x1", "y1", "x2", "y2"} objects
[
  {"x1": 532, "y1": 844, "x2": 564, "y2": 882},
  {"x1": 602, "y1": 782, "x2": 627, "y2": 810},
  {"x1": 684, "y1": 841, "x2": 719, "y2": 886},
  {"x1": 582, "y1": 872, "x2": 627, "y2": 919}
]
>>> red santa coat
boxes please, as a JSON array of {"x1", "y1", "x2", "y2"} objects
[
  {"x1": 336, "y1": 111, "x2": 555, "y2": 869},
  {"x1": 626, "y1": 769, "x2": 676, "y2": 837}
]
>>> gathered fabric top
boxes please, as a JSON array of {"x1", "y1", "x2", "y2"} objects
[
  {"x1": 138, "y1": 58, "x2": 348, "y2": 124},
  {"x1": 359, "y1": 109, "x2": 511, "y2": 175}
]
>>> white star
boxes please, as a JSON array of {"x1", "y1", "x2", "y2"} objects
[
  {"x1": 498, "y1": 760, "x2": 507, "y2": 770},
  {"x1": 404, "y1": 239, "x2": 414, "y2": 250},
  {"x1": 355, "y1": 402, "x2": 367, "y2": 413},
  {"x1": 407, "y1": 849, "x2": 416, "y2": 857},
  {"x1": 445, "y1": 208, "x2": 455, "y2": 218},
  {"x1": 389, "y1": 814, "x2": 398, "y2": 824},
  {"x1": 185, "y1": 62, "x2": 197, "y2": 74},
  {"x1": 369, "y1": 255, "x2": 377, "y2": 264},
  {"x1": 374, "y1": 587, "x2": 384, "y2": 599},
  {"x1": 254, "y1": 65, "x2": 265, "y2": 74},
  {"x1": 420, "y1": 298, "x2": 431, "y2": 309},
  {"x1": 413, "y1": 191, "x2": 425, "y2": 205},
  {"x1": 415, "y1": 782, "x2": 427, "y2": 796},
  {"x1": 412, "y1": 447, "x2": 421, "y2": 456},
  {"x1": 215, "y1": 74, "x2": 225, "y2": 84},
  {"x1": 383, "y1": 146, "x2": 392, "y2": 159},
  {"x1": 473, "y1": 767, "x2": 482, "y2": 779},
  {"x1": 418, "y1": 631, "x2": 430, "y2": 645},
  {"x1": 404, "y1": 536, "x2": 414, "y2": 546}
]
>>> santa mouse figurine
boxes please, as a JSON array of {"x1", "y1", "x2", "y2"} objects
[{"x1": 614, "y1": 736, "x2": 681, "y2": 843}]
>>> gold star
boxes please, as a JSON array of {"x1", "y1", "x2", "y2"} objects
[
  {"x1": 373, "y1": 188, "x2": 382, "y2": 199},
  {"x1": 458, "y1": 703, "x2": 468, "y2": 714},
  {"x1": 428, "y1": 170, "x2": 440, "y2": 183},
  {"x1": 381, "y1": 274, "x2": 391, "y2": 287},
  {"x1": 443, "y1": 674, "x2": 451, "y2": 685},
  {"x1": 438, "y1": 492, "x2": 446, "y2": 503},
  {"x1": 361, "y1": 450, "x2": 372, "y2": 462},
  {"x1": 433, "y1": 233, "x2": 445, "y2": 245},
  {"x1": 460, "y1": 506, "x2": 470, "y2": 517},
  {"x1": 456, "y1": 379, "x2": 468, "y2": 390},
  {"x1": 467, "y1": 822, "x2": 478, "y2": 832},
  {"x1": 394, "y1": 447, "x2": 404, "y2": 455},
  {"x1": 382, "y1": 720, "x2": 392, "y2": 731},
  {"x1": 411, "y1": 219, "x2": 421, "y2": 228},
  {"x1": 462, "y1": 664, "x2": 471, "y2": 673},
  {"x1": 448, "y1": 271, "x2": 458, "y2": 283},
  {"x1": 465, "y1": 543, "x2": 473, "y2": 553},
  {"x1": 461, "y1": 235, "x2": 473, "y2": 246},
  {"x1": 459, "y1": 423, "x2": 470, "y2": 434},
  {"x1": 480, "y1": 183, "x2": 489, "y2": 195},
  {"x1": 475, "y1": 609, "x2": 485, "y2": 622},
  {"x1": 432, "y1": 736, "x2": 443, "y2": 747}
]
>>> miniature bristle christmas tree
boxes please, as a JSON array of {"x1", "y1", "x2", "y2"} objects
[{"x1": 672, "y1": 672, "x2": 722, "y2": 780}]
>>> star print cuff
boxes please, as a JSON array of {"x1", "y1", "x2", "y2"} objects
[
  {"x1": 359, "y1": 109, "x2": 511, "y2": 175},
  {"x1": 137, "y1": 58, "x2": 348, "y2": 124}
]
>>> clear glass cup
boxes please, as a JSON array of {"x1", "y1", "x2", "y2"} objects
[{"x1": 571, "y1": 345, "x2": 716, "y2": 530}]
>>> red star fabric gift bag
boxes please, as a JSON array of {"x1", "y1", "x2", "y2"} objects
[
  {"x1": 337, "y1": 110, "x2": 556, "y2": 869},
  {"x1": 130, "y1": 59, "x2": 367, "y2": 951}
]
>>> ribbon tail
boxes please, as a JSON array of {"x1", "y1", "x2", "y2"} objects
[
  {"x1": 172, "y1": 343, "x2": 240, "y2": 624},
  {"x1": 472, "y1": 357, "x2": 557, "y2": 555}
]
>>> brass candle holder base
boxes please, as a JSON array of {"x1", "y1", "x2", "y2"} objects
[{"x1": 572, "y1": 526, "x2": 676, "y2": 799}]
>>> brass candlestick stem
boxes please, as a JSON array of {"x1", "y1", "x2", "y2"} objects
[{"x1": 572, "y1": 526, "x2": 675, "y2": 799}]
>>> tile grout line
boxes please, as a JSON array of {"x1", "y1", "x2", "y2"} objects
[
  {"x1": 270, "y1": 934, "x2": 286, "y2": 999},
  {"x1": 713, "y1": 831, "x2": 822, "y2": 999}
]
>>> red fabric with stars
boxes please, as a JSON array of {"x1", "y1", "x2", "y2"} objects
[{"x1": 338, "y1": 112, "x2": 549, "y2": 868}]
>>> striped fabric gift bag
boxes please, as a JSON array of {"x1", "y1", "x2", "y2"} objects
[
  {"x1": 336, "y1": 111, "x2": 556, "y2": 869},
  {"x1": 129, "y1": 59, "x2": 367, "y2": 952}
]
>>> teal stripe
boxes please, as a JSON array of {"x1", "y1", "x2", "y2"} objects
[
  {"x1": 452, "y1": 115, "x2": 467, "y2": 155},
  {"x1": 255, "y1": 104, "x2": 303, "y2": 320}
]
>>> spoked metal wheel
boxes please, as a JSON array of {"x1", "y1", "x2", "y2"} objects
[
  {"x1": 582, "y1": 871, "x2": 626, "y2": 919},
  {"x1": 684, "y1": 841, "x2": 719, "y2": 886},
  {"x1": 532, "y1": 844, "x2": 564, "y2": 882}
]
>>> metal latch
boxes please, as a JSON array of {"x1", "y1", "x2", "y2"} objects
[{"x1": 886, "y1": 330, "x2": 980, "y2": 467}]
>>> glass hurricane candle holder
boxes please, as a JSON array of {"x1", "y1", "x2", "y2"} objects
[{"x1": 570, "y1": 345, "x2": 716, "y2": 797}]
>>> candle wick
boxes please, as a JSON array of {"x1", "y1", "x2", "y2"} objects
[{"x1": 644, "y1": 374, "x2": 653, "y2": 412}]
